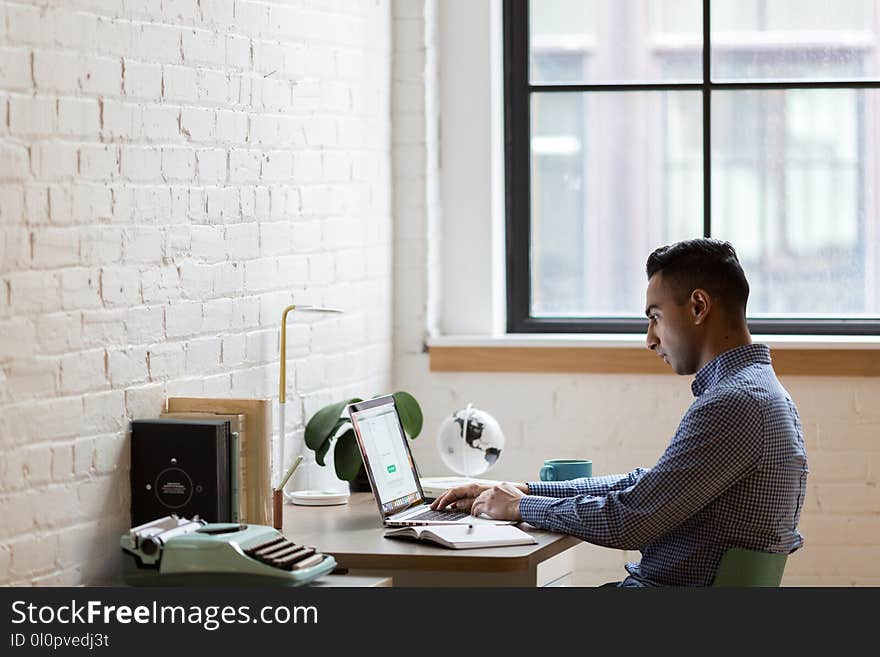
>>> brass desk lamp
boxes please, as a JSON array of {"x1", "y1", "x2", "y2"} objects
[{"x1": 277, "y1": 304, "x2": 343, "y2": 502}]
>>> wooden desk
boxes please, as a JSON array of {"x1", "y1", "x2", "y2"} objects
[{"x1": 282, "y1": 493, "x2": 580, "y2": 587}]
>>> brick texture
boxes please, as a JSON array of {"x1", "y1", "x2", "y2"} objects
[{"x1": 0, "y1": 0, "x2": 392, "y2": 585}]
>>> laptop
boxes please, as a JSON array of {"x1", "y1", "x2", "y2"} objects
[{"x1": 347, "y1": 395, "x2": 513, "y2": 527}]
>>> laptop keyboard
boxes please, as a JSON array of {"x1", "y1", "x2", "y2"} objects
[{"x1": 406, "y1": 508, "x2": 469, "y2": 522}]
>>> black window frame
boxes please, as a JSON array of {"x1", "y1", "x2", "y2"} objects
[{"x1": 504, "y1": 0, "x2": 880, "y2": 336}]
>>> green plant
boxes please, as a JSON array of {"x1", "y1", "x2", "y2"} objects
[{"x1": 304, "y1": 391, "x2": 423, "y2": 482}]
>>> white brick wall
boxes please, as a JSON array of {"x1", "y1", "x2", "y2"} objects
[
  {"x1": 391, "y1": 0, "x2": 440, "y2": 359},
  {"x1": 391, "y1": 1, "x2": 880, "y2": 587},
  {"x1": 1, "y1": 0, "x2": 392, "y2": 585}
]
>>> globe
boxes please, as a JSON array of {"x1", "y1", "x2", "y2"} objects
[{"x1": 437, "y1": 405, "x2": 505, "y2": 476}]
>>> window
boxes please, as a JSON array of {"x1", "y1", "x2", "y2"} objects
[{"x1": 505, "y1": 0, "x2": 880, "y2": 335}]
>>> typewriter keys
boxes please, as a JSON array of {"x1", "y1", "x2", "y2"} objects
[{"x1": 244, "y1": 536, "x2": 324, "y2": 571}]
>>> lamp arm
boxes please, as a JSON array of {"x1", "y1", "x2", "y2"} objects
[
  {"x1": 277, "y1": 304, "x2": 298, "y2": 488},
  {"x1": 279, "y1": 304, "x2": 298, "y2": 404}
]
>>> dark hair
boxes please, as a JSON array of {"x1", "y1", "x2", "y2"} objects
[{"x1": 646, "y1": 239, "x2": 749, "y2": 314}]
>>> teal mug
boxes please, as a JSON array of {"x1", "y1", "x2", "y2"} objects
[{"x1": 539, "y1": 459, "x2": 592, "y2": 482}]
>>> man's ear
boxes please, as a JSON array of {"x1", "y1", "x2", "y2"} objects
[{"x1": 691, "y1": 289, "x2": 711, "y2": 325}]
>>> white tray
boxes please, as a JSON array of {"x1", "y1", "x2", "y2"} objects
[{"x1": 287, "y1": 490, "x2": 351, "y2": 506}]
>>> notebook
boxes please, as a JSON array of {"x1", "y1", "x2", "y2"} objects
[
  {"x1": 347, "y1": 395, "x2": 514, "y2": 527},
  {"x1": 384, "y1": 524, "x2": 537, "y2": 550}
]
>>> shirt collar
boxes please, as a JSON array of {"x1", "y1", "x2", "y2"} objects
[{"x1": 691, "y1": 343, "x2": 771, "y2": 397}]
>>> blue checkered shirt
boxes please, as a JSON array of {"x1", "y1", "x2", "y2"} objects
[{"x1": 520, "y1": 343, "x2": 809, "y2": 586}]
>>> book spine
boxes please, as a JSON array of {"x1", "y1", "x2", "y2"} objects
[
  {"x1": 230, "y1": 431, "x2": 240, "y2": 523},
  {"x1": 217, "y1": 422, "x2": 231, "y2": 522}
]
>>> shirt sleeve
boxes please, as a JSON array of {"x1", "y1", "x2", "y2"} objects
[
  {"x1": 519, "y1": 393, "x2": 764, "y2": 550},
  {"x1": 526, "y1": 468, "x2": 650, "y2": 498}
]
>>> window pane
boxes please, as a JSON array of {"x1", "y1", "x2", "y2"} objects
[
  {"x1": 530, "y1": 91, "x2": 703, "y2": 316},
  {"x1": 712, "y1": 89, "x2": 880, "y2": 318},
  {"x1": 530, "y1": 0, "x2": 703, "y2": 84},
  {"x1": 711, "y1": 0, "x2": 880, "y2": 80}
]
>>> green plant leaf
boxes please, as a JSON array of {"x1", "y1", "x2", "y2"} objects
[
  {"x1": 313, "y1": 418, "x2": 348, "y2": 466},
  {"x1": 315, "y1": 437, "x2": 331, "y2": 467},
  {"x1": 333, "y1": 428, "x2": 363, "y2": 481},
  {"x1": 305, "y1": 398, "x2": 360, "y2": 450},
  {"x1": 393, "y1": 391, "x2": 423, "y2": 439},
  {"x1": 329, "y1": 417, "x2": 349, "y2": 439}
]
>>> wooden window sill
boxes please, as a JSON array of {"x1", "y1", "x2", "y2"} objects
[{"x1": 427, "y1": 337, "x2": 880, "y2": 376}]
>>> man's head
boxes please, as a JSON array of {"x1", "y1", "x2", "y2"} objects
[{"x1": 644, "y1": 239, "x2": 750, "y2": 375}]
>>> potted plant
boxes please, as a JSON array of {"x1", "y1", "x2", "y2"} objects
[{"x1": 304, "y1": 391, "x2": 423, "y2": 491}]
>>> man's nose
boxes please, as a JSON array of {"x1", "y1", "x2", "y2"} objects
[{"x1": 646, "y1": 327, "x2": 658, "y2": 351}]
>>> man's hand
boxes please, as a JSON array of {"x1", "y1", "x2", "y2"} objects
[
  {"x1": 431, "y1": 482, "x2": 529, "y2": 521},
  {"x1": 471, "y1": 483, "x2": 526, "y2": 521},
  {"x1": 430, "y1": 484, "x2": 492, "y2": 512}
]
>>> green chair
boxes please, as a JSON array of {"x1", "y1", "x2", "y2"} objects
[{"x1": 712, "y1": 548, "x2": 788, "y2": 587}]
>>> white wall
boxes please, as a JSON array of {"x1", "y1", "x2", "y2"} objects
[
  {"x1": 437, "y1": 0, "x2": 506, "y2": 335},
  {"x1": 395, "y1": 0, "x2": 880, "y2": 586},
  {"x1": 393, "y1": 0, "x2": 441, "y2": 353},
  {"x1": 0, "y1": 0, "x2": 393, "y2": 585}
]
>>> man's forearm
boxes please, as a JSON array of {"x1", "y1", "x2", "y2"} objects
[
  {"x1": 526, "y1": 468, "x2": 650, "y2": 498},
  {"x1": 517, "y1": 493, "x2": 643, "y2": 549}
]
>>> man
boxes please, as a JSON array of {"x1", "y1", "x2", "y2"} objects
[{"x1": 432, "y1": 239, "x2": 809, "y2": 586}]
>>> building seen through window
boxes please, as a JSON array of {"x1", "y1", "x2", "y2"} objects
[{"x1": 521, "y1": 0, "x2": 880, "y2": 329}]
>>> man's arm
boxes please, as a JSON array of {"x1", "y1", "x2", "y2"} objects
[
  {"x1": 519, "y1": 395, "x2": 764, "y2": 549},
  {"x1": 430, "y1": 470, "x2": 649, "y2": 512},
  {"x1": 526, "y1": 468, "x2": 650, "y2": 498}
]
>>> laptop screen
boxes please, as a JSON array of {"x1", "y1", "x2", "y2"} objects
[{"x1": 348, "y1": 396, "x2": 424, "y2": 518}]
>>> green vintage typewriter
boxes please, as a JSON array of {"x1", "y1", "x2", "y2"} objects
[{"x1": 121, "y1": 515, "x2": 336, "y2": 586}]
